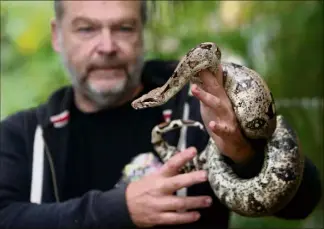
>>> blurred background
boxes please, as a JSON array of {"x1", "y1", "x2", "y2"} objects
[{"x1": 1, "y1": 1, "x2": 323, "y2": 228}]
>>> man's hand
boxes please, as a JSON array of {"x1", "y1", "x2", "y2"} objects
[
  {"x1": 125, "y1": 147, "x2": 213, "y2": 228},
  {"x1": 191, "y1": 65, "x2": 254, "y2": 164}
]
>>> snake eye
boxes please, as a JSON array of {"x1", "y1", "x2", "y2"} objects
[{"x1": 200, "y1": 44, "x2": 212, "y2": 50}]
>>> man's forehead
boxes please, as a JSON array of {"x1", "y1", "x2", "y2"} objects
[{"x1": 62, "y1": 0, "x2": 141, "y2": 22}]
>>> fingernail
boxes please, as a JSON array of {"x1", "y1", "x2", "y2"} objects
[
  {"x1": 188, "y1": 147, "x2": 197, "y2": 156},
  {"x1": 201, "y1": 171, "x2": 208, "y2": 181},
  {"x1": 209, "y1": 121, "x2": 216, "y2": 129},
  {"x1": 193, "y1": 212, "x2": 201, "y2": 220},
  {"x1": 205, "y1": 197, "x2": 212, "y2": 206},
  {"x1": 192, "y1": 84, "x2": 199, "y2": 92}
]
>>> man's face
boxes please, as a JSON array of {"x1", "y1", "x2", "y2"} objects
[{"x1": 52, "y1": 1, "x2": 145, "y2": 107}]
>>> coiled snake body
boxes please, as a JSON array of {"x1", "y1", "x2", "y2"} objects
[{"x1": 131, "y1": 42, "x2": 304, "y2": 217}]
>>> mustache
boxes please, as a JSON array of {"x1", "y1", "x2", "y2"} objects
[
  {"x1": 86, "y1": 59, "x2": 130, "y2": 78},
  {"x1": 87, "y1": 59, "x2": 126, "y2": 72}
]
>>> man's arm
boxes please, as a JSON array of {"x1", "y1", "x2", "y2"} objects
[
  {"x1": 0, "y1": 115, "x2": 135, "y2": 229},
  {"x1": 0, "y1": 188, "x2": 134, "y2": 229},
  {"x1": 229, "y1": 147, "x2": 322, "y2": 219},
  {"x1": 274, "y1": 157, "x2": 322, "y2": 219}
]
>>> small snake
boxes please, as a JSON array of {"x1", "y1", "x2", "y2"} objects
[{"x1": 131, "y1": 42, "x2": 304, "y2": 217}]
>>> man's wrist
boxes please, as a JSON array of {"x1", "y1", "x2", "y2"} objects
[
  {"x1": 226, "y1": 139, "x2": 265, "y2": 179},
  {"x1": 226, "y1": 128, "x2": 256, "y2": 165},
  {"x1": 230, "y1": 142, "x2": 256, "y2": 165},
  {"x1": 94, "y1": 183, "x2": 136, "y2": 228}
]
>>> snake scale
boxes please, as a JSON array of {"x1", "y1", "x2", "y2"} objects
[{"x1": 131, "y1": 42, "x2": 304, "y2": 217}]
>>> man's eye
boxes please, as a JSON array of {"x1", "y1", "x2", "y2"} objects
[
  {"x1": 78, "y1": 27, "x2": 94, "y2": 33},
  {"x1": 119, "y1": 26, "x2": 134, "y2": 32}
]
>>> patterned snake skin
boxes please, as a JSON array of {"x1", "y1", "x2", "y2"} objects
[{"x1": 131, "y1": 42, "x2": 304, "y2": 217}]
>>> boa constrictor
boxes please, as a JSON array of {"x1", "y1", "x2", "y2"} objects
[{"x1": 131, "y1": 42, "x2": 304, "y2": 217}]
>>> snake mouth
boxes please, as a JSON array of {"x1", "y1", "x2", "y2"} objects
[
  {"x1": 141, "y1": 98, "x2": 158, "y2": 103},
  {"x1": 131, "y1": 98, "x2": 159, "y2": 109}
]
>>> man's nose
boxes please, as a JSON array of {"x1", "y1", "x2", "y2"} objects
[{"x1": 96, "y1": 30, "x2": 117, "y2": 55}]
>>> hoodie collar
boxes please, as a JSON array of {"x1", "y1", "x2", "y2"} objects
[{"x1": 35, "y1": 85, "x2": 74, "y2": 129}]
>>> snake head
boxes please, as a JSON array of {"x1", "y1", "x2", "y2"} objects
[
  {"x1": 131, "y1": 42, "x2": 222, "y2": 110},
  {"x1": 131, "y1": 97, "x2": 158, "y2": 109},
  {"x1": 131, "y1": 88, "x2": 165, "y2": 109},
  {"x1": 185, "y1": 42, "x2": 222, "y2": 74},
  {"x1": 198, "y1": 42, "x2": 221, "y2": 58}
]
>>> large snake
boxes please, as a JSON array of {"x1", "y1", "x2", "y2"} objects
[{"x1": 131, "y1": 42, "x2": 304, "y2": 217}]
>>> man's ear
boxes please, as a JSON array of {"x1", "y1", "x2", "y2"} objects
[{"x1": 51, "y1": 18, "x2": 61, "y2": 53}]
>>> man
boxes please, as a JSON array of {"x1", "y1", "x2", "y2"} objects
[{"x1": 0, "y1": 1, "x2": 321, "y2": 228}]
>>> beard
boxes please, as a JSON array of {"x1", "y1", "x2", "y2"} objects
[{"x1": 58, "y1": 37, "x2": 144, "y2": 109}]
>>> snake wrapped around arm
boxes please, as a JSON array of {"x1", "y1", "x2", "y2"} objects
[{"x1": 131, "y1": 42, "x2": 304, "y2": 217}]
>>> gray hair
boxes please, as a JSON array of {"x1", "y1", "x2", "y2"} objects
[{"x1": 54, "y1": 0, "x2": 148, "y2": 24}]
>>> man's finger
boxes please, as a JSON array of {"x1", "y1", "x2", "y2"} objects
[
  {"x1": 159, "y1": 147, "x2": 197, "y2": 177},
  {"x1": 191, "y1": 85, "x2": 222, "y2": 111},
  {"x1": 209, "y1": 120, "x2": 235, "y2": 137},
  {"x1": 162, "y1": 170, "x2": 208, "y2": 193},
  {"x1": 156, "y1": 195, "x2": 212, "y2": 212},
  {"x1": 198, "y1": 64, "x2": 223, "y2": 95},
  {"x1": 157, "y1": 211, "x2": 201, "y2": 225}
]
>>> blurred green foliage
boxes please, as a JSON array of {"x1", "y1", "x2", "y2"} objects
[{"x1": 1, "y1": 1, "x2": 323, "y2": 228}]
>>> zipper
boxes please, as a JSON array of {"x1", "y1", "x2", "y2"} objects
[{"x1": 44, "y1": 140, "x2": 60, "y2": 202}]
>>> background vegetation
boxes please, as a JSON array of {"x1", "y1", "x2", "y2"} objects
[{"x1": 1, "y1": 1, "x2": 323, "y2": 228}]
